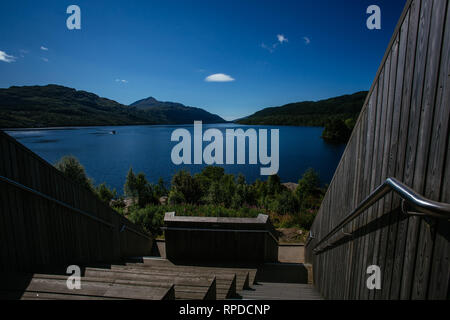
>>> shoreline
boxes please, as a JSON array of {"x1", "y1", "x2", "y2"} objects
[{"x1": 2, "y1": 122, "x2": 326, "y2": 132}]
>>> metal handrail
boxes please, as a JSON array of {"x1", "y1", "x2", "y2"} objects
[
  {"x1": 0, "y1": 174, "x2": 114, "y2": 228},
  {"x1": 0, "y1": 174, "x2": 151, "y2": 240},
  {"x1": 312, "y1": 177, "x2": 450, "y2": 254},
  {"x1": 121, "y1": 224, "x2": 151, "y2": 240}
]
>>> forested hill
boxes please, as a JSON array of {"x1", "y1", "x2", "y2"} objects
[
  {"x1": 236, "y1": 91, "x2": 368, "y2": 126},
  {"x1": 130, "y1": 96, "x2": 226, "y2": 124},
  {"x1": 0, "y1": 85, "x2": 225, "y2": 128}
]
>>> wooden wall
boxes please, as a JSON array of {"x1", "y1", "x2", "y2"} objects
[
  {"x1": 0, "y1": 130, "x2": 152, "y2": 272},
  {"x1": 305, "y1": 0, "x2": 450, "y2": 300}
]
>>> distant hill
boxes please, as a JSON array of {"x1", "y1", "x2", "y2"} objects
[
  {"x1": 130, "y1": 97, "x2": 226, "y2": 124},
  {"x1": 236, "y1": 91, "x2": 368, "y2": 127},
  {"x1": 0, "y1": 85, "x2": 225, "y2": 128}
]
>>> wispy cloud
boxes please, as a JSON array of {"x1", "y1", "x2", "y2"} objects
[
  {"x1": 205, "y1": 73, "x2": 235, "y2": 82},
  {"x1": 303, "y1": 36, "x2": 311, "y2": 45},
  {"x1": 0, "y1": 50, "x2": 16, "y2": 63},
  {"x1": 41, "y1": 57, "x2": 49, "y2": 62},
  {"x1": 40, "y1": 46, "x2": 49, "y2": 51},
  {"x1": 115, "y1": 79, "x2": 128, "y2": 83},
  {"x1": 19, "y1": 49, "x2": 29, "y2": 58},
  {"x1": 277, "y1": 34, "x2": 288, "y2": 44},
  {"x1": 261, "y1": 43, "x2": 275, "y2": 53},
  {"x1": 261, "y1": 34, "x2": 288, "y2": 53}
]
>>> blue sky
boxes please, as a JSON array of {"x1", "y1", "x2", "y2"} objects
[{"x1": 0, "y1": 0, "x2": 406, "y2": 120}]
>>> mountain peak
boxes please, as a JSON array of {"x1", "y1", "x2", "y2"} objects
[{"x1": 129, "y1": 96, "x2": 226, "y2": 124}]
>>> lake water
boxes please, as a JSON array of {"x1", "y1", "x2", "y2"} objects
[{"x1": 6, "y1": 124, "x2": 345, "y2": 193}]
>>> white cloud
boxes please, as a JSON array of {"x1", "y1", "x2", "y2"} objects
[
  {"x1": 0, "y1": 50, "x2": 16, "y2": 63},
  {"x1": 205, "y1": 73, "x2": 235, "y2": 82},
  {"x1": 262, "y1": 34, "x2": 288, "y2": 52},
  {"x1": 40, "y1": 46, "x2": 49, "y2": 51},
  {"x1": 41, "y1": 57, "x2": 49, "y2": 62},
  {"x1": 115, "y1": 79, "x2": 128, "y2": 83},
  {"x1": 303, "y1": 36, "x2": 311, "y2": 45},
  {"x1": 277, "y1": 34, "x2": 288, "y2": 43}
]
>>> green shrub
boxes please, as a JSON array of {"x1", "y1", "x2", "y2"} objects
[
  {"x1": 127, "y1": 206, "x2": 165, "y2": 237},
  {"x1": 270, "y1": 191, "x2": 299, "y2": 215}
]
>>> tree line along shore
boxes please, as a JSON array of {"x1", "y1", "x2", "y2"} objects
[{"x1": 55, "y1": 155, "x2": 326, "y2": 242}]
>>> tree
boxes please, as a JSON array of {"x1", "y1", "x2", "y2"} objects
[
  {"x1": 344, "y1": 118, "x2": 357, "y2": 131},
  {"x1": 322, "y1": 119, "x2": 352, "y2": 143},
  {"x1": 171, "y1": 170, "x2": 200, "y2": 203},
  {"x1": 271, "y1": 191, "x2": 299, "y2": 215},
  {"x1": 154, "y1": 177, "x2": 168, "y2": 198},
  {"x1": 267, "y1": 174, "x2": 283, "y2": 195},
  {"x1": 168, "y1": 189, "x2": 185, "y2": 205},
  {"x1": 124, "y1": 167, "x2": 138, "y2": 198},
  {"x1": 205, "y1": 181, "x2": 223, "y2": 205},
  {"x1": 135, "y1": 173, "x2": 157, "y2": 207},
  {"x1": 95, "y1": 183, "x2": 117, "y2": 203},
  {"x1": 124, "y1": 168, "x2": 157, "y2": 207},
  {"x1": 236, "y1": 173, "x2": 246, "y2": 186},
  {"x1": 201, "y1": 166, "x2": 225, "y2": 181},
  {"x1": 296, "y1": 168, "x2": 320, "y2": 203},
  {"x1": 55, "y1": 155, "x2": 93, "y2": 190}
]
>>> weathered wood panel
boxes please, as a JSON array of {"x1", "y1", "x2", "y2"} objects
[
  {"x1": 0, "y1": 130, "x2": 152, "y2": 272},
  {"x1": 305, "y1": 0, "x2": 450, "y2": 300}
]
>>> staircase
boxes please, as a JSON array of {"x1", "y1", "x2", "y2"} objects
[{"x1": 0, "y1": 257, "x2": 325, "y2": 300}]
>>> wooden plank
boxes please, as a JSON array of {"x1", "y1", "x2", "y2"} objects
[
  {"x1": 426, "y1": 0, "x2": 450, "y2": 299},
  {"x1": 399, "y1": 0, "x2": 433, "y2": 299},
  {"x1": 389, "y1": 0, "x2": 421, "y2": 299},
  {"x1": 359, "y1": 66, "x2": 384, "y2": 300},
  {"x1": 411, "y1": 0, "x2": 448, "y2": 299},
  {"x1": 381, "y1": 10, "x2": 410, "y2": 299},
  {"x1": 374, "y1": 32, "x2": 399, "y2": 300},
  {"x1": 367, "y1": 50, "x2": 391, "y2": 300},
  {"x1": 352, "y1": 88, "x2": 376, "y2": 299},
  {"x1": 5, "y1": 142, "x2": 25, "y2": 270}
]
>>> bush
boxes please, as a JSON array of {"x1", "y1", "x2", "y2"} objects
[
  {"x1": 297, "y1": 210, "x2": 316, "y2": 230},
  {"x1": 270, "y1": 191, "x2": 299, "y2": 215},
  {"x1": 127, "y1": 206, "x2": 165, "y2": 237},
  {"x1": 296, "y1": 168, "x2": 320, "y2": 203},
  {"x1": 168, "y1": 189, "x2": 186, "y2": 205}
]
